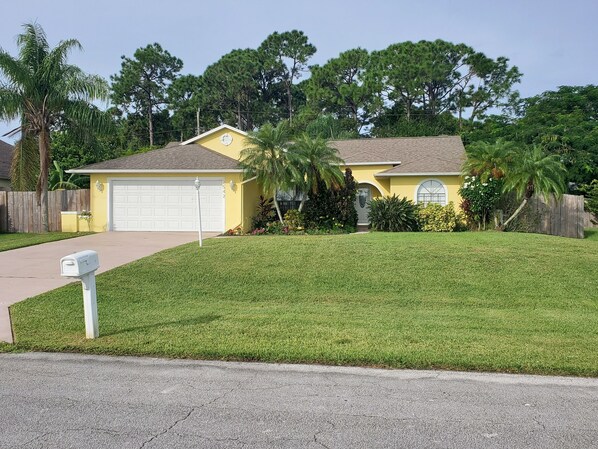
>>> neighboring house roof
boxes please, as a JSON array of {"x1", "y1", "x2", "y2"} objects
[
  {"x1": 69, "y1": 142, "x2": 241, "y2": 173},
  {"x1": 330, "y1": 135, "x2": 465, "y2": 175},
  {"x1": 0, "y1": 139, "x2": 14, "y2": 180}
]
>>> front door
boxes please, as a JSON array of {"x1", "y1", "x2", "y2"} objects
[{"x1": 355, "y1": 185, "x2": 371, "y2": 225}]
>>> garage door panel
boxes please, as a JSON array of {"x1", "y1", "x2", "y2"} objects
[{"x1": 111, "y1": 179, "x2": 224, "y2": 232}]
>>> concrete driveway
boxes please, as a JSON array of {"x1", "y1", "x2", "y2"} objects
[
  {"x1": 1, "y1": 352, "x2": 597, "y2": 448},
  {"x1": 0, "y1": 232, "x2": 216, "y2": 343}
]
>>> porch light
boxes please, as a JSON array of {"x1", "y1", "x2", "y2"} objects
[
  {"x1": 229, "y1": 180, "x2": 236, "y2": 190},
  {"x1": 95, "y1": 180, "x2": 104, "y2": 192}
]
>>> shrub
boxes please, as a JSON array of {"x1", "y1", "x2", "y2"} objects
[
  {"x1": 336, "y1": 168, "x2": 358, "y2": 230},
  {"x1": 251, "y1": 196, "x2": 276, "y2": 230},
  {"x1": 266, "y1": 221, "x2": 290, "y2": 235},
  {"x1": 418, "y1": 202, "x2": 460, "y2": 232},
  {"x1": 369, "y1": 195, "x2": 419, "y2": 232},
  {"x1": 302, "y1": 169, "x2": 357, "y2": 233},
  {"x1": 497, "y1": 192, "x2": 540, "y2": 233},
  {"x1": 458, "y1": 175, "x2": 502, "y2": 230},
  {"x1": 283, "y1": 209, "x2": 304, "y2": 231},
  {"x1": 580, "y1": 180, "x2": 598, "y2": 217},
  {"x1": 224, "y1": 226, "x2": 243, "y2": 236}
]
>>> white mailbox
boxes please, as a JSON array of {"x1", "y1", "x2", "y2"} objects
[
  {"x1": 60, "y1": 250, "x2": 99, "y2": 277},
  {"x1": 60, "y1": 250, "x2": 100, "y2": 339}
]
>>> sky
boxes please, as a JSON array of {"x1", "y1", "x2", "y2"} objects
[{"x1": 1, "y1": 0, "x2": 597, "y2": 142}]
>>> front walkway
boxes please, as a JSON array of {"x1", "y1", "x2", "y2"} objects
[{"x1": 0, "y1": 232, "x2": 215, "y2": 343}]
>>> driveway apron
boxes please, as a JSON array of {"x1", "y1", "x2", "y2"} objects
[{"x1": 0, "y1": 232, "x2": 213, "y2": 343}]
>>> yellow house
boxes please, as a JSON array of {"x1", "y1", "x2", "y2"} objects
[{"x1": 68, "y1": 125, "x2": 465, "y2": 232}]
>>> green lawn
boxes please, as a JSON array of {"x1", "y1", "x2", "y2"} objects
[
  {"x1": 8, "y1": 231, "x2": 598, "y2": 376},
  {"x1": 0, "y1": 232, "x2": 91, "y2": 252}
]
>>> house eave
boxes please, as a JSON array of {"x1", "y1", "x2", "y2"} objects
[
  {"x1": 67, "y1": 169, "x2": 243, "y2": 174},
  {"x1": 375, "y1": 172, "x2": 461, "y2": 177},
  {"x1": 342, "y1": 161, "x2": 401, "y2": 166}
]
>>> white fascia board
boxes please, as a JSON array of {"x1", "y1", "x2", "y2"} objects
[
  {"x1": 180, "y1": 124, "x2": 248, "y2": 146},
  {"x1": 375, "y1": 172, "x2": 461, "y2": 177},
  {"x1": 67, "y1": 169, "x2": 243, "y2": 174},
  {"x1": 342, "y1": 161, "x2": 401, "y2": 166},
  {"x1": 240, "y1": 176, "x2": 257, "y2": 184}
]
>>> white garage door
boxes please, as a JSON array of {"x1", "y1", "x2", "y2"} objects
[{"x1": 111, "y1": 179, "x2": 225, "y2": 232}]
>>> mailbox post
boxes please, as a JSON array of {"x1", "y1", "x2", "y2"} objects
[{"x1": 60, "y1": 250, "x2": 100, "y2": 339}]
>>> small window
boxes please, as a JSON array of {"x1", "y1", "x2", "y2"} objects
[{"x1": 416, "y1": 180, "x2": 447, "y2": 206}]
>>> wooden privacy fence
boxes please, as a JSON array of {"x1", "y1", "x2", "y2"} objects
[
  {"x1": 0, "y1": 189, "x2": 90, "y2": 233},
  {"x1": 527, "y1": 194, "x2": 585, "y2": 239}
]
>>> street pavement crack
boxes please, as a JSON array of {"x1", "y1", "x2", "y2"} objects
[
  {"x1": 313, "y1": 419, "x2": 335, "y2": 449},
  {"x1": 14, "y1": 431, "x2": 50, "y2": 448},
  {"x1": 138, "y1": 407, "x2": 196, "y2": 449}
]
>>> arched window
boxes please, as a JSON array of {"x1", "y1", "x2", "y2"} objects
[{"x1": 416, "y1": 180, "x2": 447, "y2": 206}]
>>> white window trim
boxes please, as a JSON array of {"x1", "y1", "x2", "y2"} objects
[{"x1": 414, "y1": 178, "x2": 448, "y2": 206}]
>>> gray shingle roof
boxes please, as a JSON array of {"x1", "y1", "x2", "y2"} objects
[
  {"x1": 70, "y1": 143, "x2": 241, "y2": 172},
  {"x1": 0, "y1": 139, "x2": 14, "y2": 180},
  {"x1": 70, "y1": 134, "x2": 465, "y2": 175},
  {"x1": 330, "y1": 135, "x2": 465, "y2": 174}
]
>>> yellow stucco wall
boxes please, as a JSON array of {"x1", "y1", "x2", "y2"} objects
[
  {"x1": 241, "y1": 179, "x2": 261, "y2": 231},
  {"x1": 389, "y1": 175, "x2": 462, "y2": 207},
  {"x1": 342, "y1": 165, "x2": 392, "y2": 197},
  {"x1": 60, "y1": 212, "x2": 79, "y2": 232},
  {"x1": 195, "y1": 127, "x2": 247, "y2": 160},
  {"x1": 89, "y1": 172, "x2": 244, "y2": 233}
]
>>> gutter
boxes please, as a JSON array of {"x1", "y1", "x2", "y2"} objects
[
  {"x1": 67, "y1": 169, "x2": 244, "y2": 174},
  {"x1": 375, "y1": 172, "x2": 461, "y2": 177}
]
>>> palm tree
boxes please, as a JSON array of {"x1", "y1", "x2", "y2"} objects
[
  {"x1": 0, "y1": 23, "x2": 109, "y2": 231},
  {"x1": 239, "y1": 122, "x2": 299, "y2": 223},
  {"x1": 462, "y1": 139, "x2": 514, "y2": 181},
  {"x1": 291, "y1": 133, "x2": 345, "y2": 211},
  {"x1": 501, "y1": 145, "x2": 567, "y2": 229}
]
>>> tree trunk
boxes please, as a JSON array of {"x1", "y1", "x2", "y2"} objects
[
  {"x1": 298, "y1": 197, "x2": 306, "y2": 212},
  {"x1": 36, "y1": 129, "x2": 51, "y2": 233},
  {"x1": 148, "y1": 108, "x2": 154, "y2": 147},
  {"x1": 500, "y1": 198, "x2": 528, "y2": 230},
  {"x1": 272, "y1": 196, "x2": 284, "y2": 224},
  {"x1": 237, "y1": 102, "x2": 242, "y2": 130},
  {"x1": 286, "y1": 80, "x2": 293, "y2": 122},
  {"x1": 200, "y1": 108, "x2": 201, "y2": 136}
]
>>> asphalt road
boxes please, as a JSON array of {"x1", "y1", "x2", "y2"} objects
[{"x1": 1, "y1": 353, "x2": 597, "y2": 448}]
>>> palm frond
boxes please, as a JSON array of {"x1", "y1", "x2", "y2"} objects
[
  {"x1": 16, "y1": 23, "x2": 49, "y2": 71},
  {"x1": 0, "y1": 50, "x2": 29, "y2": 86},
  {"x1": 10, "y1": 134, "x2": 39, "y2": 191},
  {"x1": 61, "y1": 100, "x2": 114, "y2": 134},
  {"x1": 502, "y1": 145, "x2": 566, "y2": 200},
  {"x1": 0, "y1": 86, "x2": 23, "y2": 123},
  {"x1": 62, "y1": 71, "x2": 109, "y2": 103}
]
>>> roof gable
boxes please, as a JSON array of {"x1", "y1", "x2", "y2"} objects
[{"x1": 181, "y1": 124, "x2": 247, "y2": 145}]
